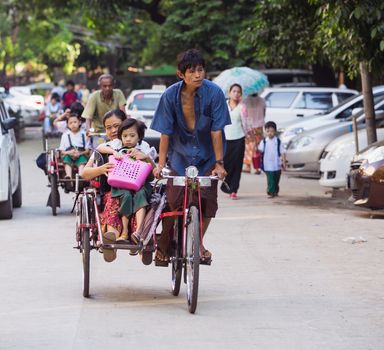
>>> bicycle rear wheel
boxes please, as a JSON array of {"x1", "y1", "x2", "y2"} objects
[
  {"x1": 81, "y1": 195, "x2": 91, "y2": 298},
  {"x1": 50, "y1": 173, "x2": 58, "y2": 216},
  {"x1": 171, "y1": 216, "x2": 183, "y2": 296},
  {"x1": 185, "y1": 205, "x2": 200, "y2": 313}
]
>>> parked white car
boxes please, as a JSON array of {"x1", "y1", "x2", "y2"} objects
[
  {"x1": 125, "y1": 87, "x2": 165, "y2": 150},
  {"x1": 260, "y1": 87, "x2": 358, "y2": 131},
  {"x1": 0, "y1": 98, "x2": 22, "y2": 219},
  {"x1": 319, "y1": 127, "x2": 384, "y2": 188},
  {"x1": 280, "y1": 85, "x2": 384, "y2": 146},
  {"x1": 0, "y1": 87, "x2": 45, "y2": 126}
]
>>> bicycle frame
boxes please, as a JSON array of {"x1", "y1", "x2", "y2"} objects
[
  {"x1": 160, "y1": 172, "x2": 217, "y2": 256},
  {"x1": 75, "y1": 175, "x2": 103, "y2": 247}
]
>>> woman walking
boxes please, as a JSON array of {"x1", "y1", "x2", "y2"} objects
[
  {"x1": 242, "y1": 93, "x2": 266, "y2": 174},
  {"x1": 221, "y1": 84, "x2": 246, "y2": 199}
]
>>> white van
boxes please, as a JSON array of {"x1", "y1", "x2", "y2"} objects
[
  {"x1": 0, "y1": 99, "x2": 22, "y2": 219},
  {"x1": 260, "y1": 87, "x2": 358, "y2": 130}
]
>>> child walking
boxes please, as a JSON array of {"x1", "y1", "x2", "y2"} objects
[
  {"x1": 96, "y1": 117, "x2": 157, "y2": 244},
  {"x1": 258, "y1": 121, "x2": 286, "y2": 198},
  {"x1": 59, "y1": 113, "x2": 90, "y2": 191}
]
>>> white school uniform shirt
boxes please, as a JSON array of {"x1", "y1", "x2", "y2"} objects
[
  {"x1": 102, "y1": 139, "x2": 158, "y2": 161},
  {"x1": 59, "y1": 130, "x2": 89, "y2": 151},
  {"x1": 258, "y1": 136, "x2": 285, "y2": 171}
]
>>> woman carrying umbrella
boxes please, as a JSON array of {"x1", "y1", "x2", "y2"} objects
[
  {"x1": 221, "y1": 83, "x2": 246, "y2": 199},
  {"x1": 213, "y1": 67, "x2": 268, "y2": 174}
]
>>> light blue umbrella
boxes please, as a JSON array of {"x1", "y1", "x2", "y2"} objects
[{"x1": 213, "y1": 67, "x2": 269, "y2": 97}]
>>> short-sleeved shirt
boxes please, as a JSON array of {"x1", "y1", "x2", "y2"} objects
[
  {"x1": 258, "y1": 136, "x2": 285, "y2": 171},
  {"x1": 151, "y1": 79, "x2": 231, "y2": 176},
  {"x1": 83, "y1": 89, "x2": 126, "y2": 132},
  {"x1": 59, "y1": 130, "x2": 90, "y2": 151}
]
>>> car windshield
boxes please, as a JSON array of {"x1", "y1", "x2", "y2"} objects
[
  {"x1": 345, "y1": 96, "x2": 384, "y2": 122},
  {"x1": 316, "y1": 94, "x2": 359, "y2": 115},
  {"x1": 129, "y1": 93, "x2": 162, "y2": 111}
]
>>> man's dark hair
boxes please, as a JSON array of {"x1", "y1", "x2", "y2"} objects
[
  {"x1": 117, "y1": 118, "x2": 147, "y2": 144},
  {"x1": 265, "y1": 121, "x2": 277, "y2": 130},
  {"x1": 103, "y1": 109, "x2": 127, "y2": 126},
  {"x1": 66, "y1": 80, "x2": 75, "y2": 87},
  {"x1": 177, "y1": 49, "x2": 205, "y2": 74}
]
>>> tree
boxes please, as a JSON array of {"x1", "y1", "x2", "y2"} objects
[
  {"x1": 0, "y1": 1, "x2": 82, "y2": 80},
  {"x1": 312, "y1": 0, "x2": 384, "y2": 144},
  {"x1": 240, "y1": 0, "x2": 320, "y2": 68},
  {"x1": 142, "y1": 0, "x2": 256, "y2": 70}
]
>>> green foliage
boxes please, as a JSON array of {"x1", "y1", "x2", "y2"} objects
[
  {"x1": 143, "y1": 0, "x2": 255, "y2": 70},
  {"x1": 240, "y1": 0, "x2": 319, "y2": 68},
  {"x1": 311, "y1": 0, "x2": 384, "y2": 78}
]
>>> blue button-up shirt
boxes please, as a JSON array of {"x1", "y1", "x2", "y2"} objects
[{"x1": 151, "y1": 79, "x2": 231, "y2": 175}]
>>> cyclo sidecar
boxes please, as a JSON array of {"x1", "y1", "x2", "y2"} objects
[{"x1": 75, "y1": 164, "x2": 215, "y2": 314}]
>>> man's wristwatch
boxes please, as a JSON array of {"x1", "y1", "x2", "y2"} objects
[{"x1": 215, "y1": 159, "x2": 224, "y2": 166}]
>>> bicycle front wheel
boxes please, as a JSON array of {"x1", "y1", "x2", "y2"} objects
[
  {"x1": 81, "y1": 195, "x2": 91, "y2": 298},
  {"x1": 82, "y1": 227, "x2": 90, "y2": 298},
  {"x1": 185, "y1": 205, "x2": 200, "y2": 313},
  {"x1": 171, "y1": 216, "x2": 183, "y2": 296}
]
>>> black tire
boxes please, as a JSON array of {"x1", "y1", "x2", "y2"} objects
[
  {"x1": 12, "y1": 163, "x2": 22, "y2": 208},
  {"x1": 82, "y1": 227, "x2": 90, "y2": 298},
  {"x1": 185, "y1": 206, "x2": 200, "y2": 314},
  {"x1": 50, "y1": 173, "x2": 58, "y2": 216},
  {"x1": 171, "y1": 216, "x2": 183, "y2": 296},
  {"x1": 0, "y1": 176, "x2": 13, "y2": 219}
]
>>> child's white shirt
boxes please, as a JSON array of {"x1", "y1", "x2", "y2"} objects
[
  {"x1": 258, "y1": 136, "x2": 285, "y2": 171},
  {"x1": 59, "y1": 129, "x2": 89, "y2": 151},
  {"x1": 99, "y1": 139, "x2": 158, "y2": 160}
]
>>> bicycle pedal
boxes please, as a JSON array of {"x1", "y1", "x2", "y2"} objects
[{"x1": 200, "y1": 258, "x2": 212, "y2": 266}]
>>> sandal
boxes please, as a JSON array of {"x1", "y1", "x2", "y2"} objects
[
  {"x1": 102, "y1": 231, "x2": 117, "y2": 262},
  {"x1": 130, "y1": 232, "x2": 140, "y2": 245},
  {"x1": 116, "y1": 231, "x2": 129, "y2": 244},
  {"x1": 155, "y1": 248, "x2": 169, "y2": 266}
]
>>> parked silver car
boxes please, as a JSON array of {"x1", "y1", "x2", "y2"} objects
[
  {"x1": 285, "y1": 107, "x2": 384, "y2": 177},
  {"x1": 280, "y1": 85, "x2": 384, "y2": 146},
  {"x1": 0, "y1": 99, "x2": 22, "y2": 219}
]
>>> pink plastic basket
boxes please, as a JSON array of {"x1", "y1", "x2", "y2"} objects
[{"x1": 107, "y1": 155, "x2": 153, "y2": 191}]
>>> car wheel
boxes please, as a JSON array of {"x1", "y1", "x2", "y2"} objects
[
  {"x1": 12, "y1": 164, "x2": 22, "y2": 208},
  {"x1": 0, "y1": 175, "x2": 13, "y2": 219}
]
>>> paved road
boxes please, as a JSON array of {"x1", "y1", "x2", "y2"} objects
[{"x1": 1, "y1": 128, "x2": 383, "y2": 350}]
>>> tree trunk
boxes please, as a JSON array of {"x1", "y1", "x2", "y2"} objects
[{"x1": 360, "y1": 62, "x2": 377, "y2": 145}]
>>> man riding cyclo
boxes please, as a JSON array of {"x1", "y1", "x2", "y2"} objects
[
  {"x1": 83, "y1": 73, "x2": 126, "y2": 134},
  {"x1": 151, "y1": 48, "x2": 231, "y2": 264}
]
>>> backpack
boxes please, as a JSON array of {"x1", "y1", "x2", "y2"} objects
[{"x1": 260, "y1": 137, "x2": 281, "y2": 171}]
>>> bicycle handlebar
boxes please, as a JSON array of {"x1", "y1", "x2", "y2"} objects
[
  {"x1": 88, "y1": 132, "x2": 106, "y2": 137},
  {"x1": 161, "y1": 174, "x2": 219, "y2": 180}
]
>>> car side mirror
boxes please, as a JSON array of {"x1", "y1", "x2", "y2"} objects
[{"x1": 1, "y1": 117, "x2": 17, "y2": 131}]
